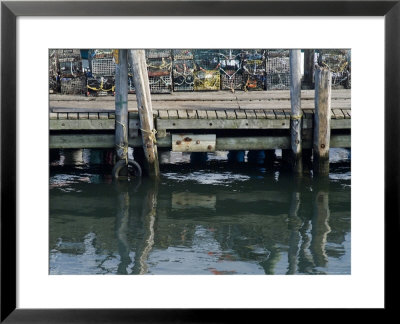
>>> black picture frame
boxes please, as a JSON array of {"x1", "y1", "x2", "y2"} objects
[{"x1": 1, "y1": 0, "x2": 398, "y2": 322}]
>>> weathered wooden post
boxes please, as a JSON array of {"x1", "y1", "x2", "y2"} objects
[
  {"x1": 302, "y1": 49, "x2": 315, "y2": 171},
  {"x1": 113, "y1": 49, "x2": 129, "y2": 178},
  {"x1": 290, "y1": 49, "x2": 303, "y2": 174},
  {"x1": 130, "y1": 50, "x2": 160, "y2": 178},
  {"x1": 313, "y1": 67, "x2": 332, "y2": 175},
  {"x1": 303, "y1": 49, "x2": 315, "y2": 89}
]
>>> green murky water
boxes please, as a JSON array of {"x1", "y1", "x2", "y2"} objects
[{"x1": 49, "y1": 149, "x2": 350, "y2": 275}]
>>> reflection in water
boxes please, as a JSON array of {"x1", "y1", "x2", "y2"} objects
[
  {"x1": 49, "y1": 149, "x2": 351, "y2": 275},
  {"x1": 311, "y1": 190, "x2": 331, "y2": 269},
  {"x1": 287, "y1": 191, "x2": 301, "y2": 275},
  {"x1": 115, "y1": 185, "x2": 131, "y2": 274},
  {"x1": 132, "y1": 181, "x2": 158, "y2": 275}
]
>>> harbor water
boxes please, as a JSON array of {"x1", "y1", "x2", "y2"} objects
[{"x1": 49, "y1": 148, "x2": 351, "y2": 275}]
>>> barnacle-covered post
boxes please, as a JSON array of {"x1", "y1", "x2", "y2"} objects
[
  {"x1": 130, "y1": 50, "x2": 160, "y2": 178},
  {"x1": 289, "y1": 49, "x2": 303, "y2": 174},
  {"x1": 313, "y1": 67, "x2": 332, "y2": 175},
  {"x1": 114, "y1": 49, "x2": 129, "y2": 177}
]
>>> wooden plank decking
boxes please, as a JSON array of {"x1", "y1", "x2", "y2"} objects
[{"x1": 49, "y1": 90, "x2": 351, "y2": 149}]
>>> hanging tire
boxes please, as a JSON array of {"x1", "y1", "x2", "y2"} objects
[{"x1": 112, "y1": 159, "x2": 142, "y2": 180}]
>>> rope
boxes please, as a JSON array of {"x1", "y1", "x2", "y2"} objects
[
  {"x1": 290, "y1": 114, "x2": 303, "y2": 120},
  {"x1": 115, "y1": 120, "x2": 129, "y2": 165},
  {"x1": 112, "y1": 50, "x2": 119, "y2": 64},
  {"x1": 87, "y1": 85, "x2": 114, "y2": 92},
  {"x1": 140, "y1": 128, "x2": 157, "y2": 144}
]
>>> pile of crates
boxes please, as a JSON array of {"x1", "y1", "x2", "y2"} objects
[
  {"x1": 87, "y1": 49, "x2": 116, "y2": 96},
  {"x1": 193, "y1": 49, "x2": 220, "y2": 91},
  {"x1": 265, "y1": 49, "x2": 291, "y2": 90},
  {"x1": 172, "y1": 50, "x2": 195, "y2": 92},
  {"x1": 58, "y1": 49, "x2": 86, "y2": 95},
  {"x1": 241, "y1": 49, "x2": 266, "y2": 91},
  {"x1": 145, "y1": 49, "x2": 173, "y2": 93},
  {"x1": 128, "y1": 60, "x2": 135, "y2": 94},
  {"x1": 50, "y1": 48, "x2": 352, "y2": 95},
  {"x1": 49, "y1": 50, "x2": 59, "y2": 93},
  {"x1": 219, "y1": 49, "x2": 243, "y2": 91},
  {"x1": 318, "y1": 49, "x2": 351, "y2": 89}
]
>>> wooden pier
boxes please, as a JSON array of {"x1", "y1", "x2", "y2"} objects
[
  {"x1": 49, "y1": 89, "x2": 351, "y2": 151},
  {"x1": 49, "y1": 49, "x2": 350, "y2": 177}
]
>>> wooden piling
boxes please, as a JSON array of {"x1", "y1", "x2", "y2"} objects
[
  {"x1": 114, "y1": 49, "x2": 129, "y2": 176},
  {"x1": 313, "y1": 67, "x2": 332, "y2": 175},
  {"x1": 289, "y1": 49, "x2": 303, "y2": 174},
  {"x1": 303, "y1": 49, "x2": 315, "y2": 89},
  {"x1": 129, "y1": 50, "x2": 160, "y2": 178}
]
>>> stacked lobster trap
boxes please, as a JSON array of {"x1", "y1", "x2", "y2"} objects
[
  {"x1": 87, "y1": 49, "x2": 116, "y2": 96},
  {"x1": 265, "y1": 49, "x2": 291, "y2": 90},
  {"x1": 172, "y1": 50, "x2": 195, "y2": 92},
  {"x1": 128, "y1": 61, "x2": 136, "y2": 94},
  {"x1": 57, "y1": 49, "x2": 86, "y2": 95},
  {"x1": 317, "y1": 49, "x2": 351, "y2": 89},
  {"x1": 193, "y1": 49, "x2": 221, "y2": 91},
  {"x1": 219, "y1": 49, "x2": 243, "y2": 91},
  {"x1": 241, "y1": 49, "x2": 266, "y2": 91},
  {"x1": 49, "y1": 50, "x2": 59, "y2": 93},
  {"x1": 145, "y1": 49, "x2": 173, "y2": 93}
]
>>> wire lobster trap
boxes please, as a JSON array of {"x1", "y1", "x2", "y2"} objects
[
  {"x1": 317, "y1": 49, "x2": 350, "y2": 88},
  {"x1": 89, "y1": 49, "x2": 116, "y2": 77},
  {"x1": 146, "y1": 54, "x2": 173, "y2": 93},
  {"x1": 146, "y1": 49, "x2": 172, "y2": 59},
  {"x1": 90, "y1": 49, "x2": 114, "y2": 59},
  {"x1": 219, "y1": 49, "x2": 244, "y2": 91},
  {"x1": 266, "y1": 49, "x2": 290, "y2": 73},
  {"x1": 49, "y1": 50, "x2": 59, "y2": 93},
  {"x1": 56, "y1": 49, "x2": 83, "y2": 78},
  {"x1": 60, "y1": 76, "x2": 86, "y2": 95},
  {"x1": 266, "y1": 73, "x2": 291, "y2": 90},
  {"x1": 49, "y1": 76, "x2": 58, "y2": 93},
  {"x1": 264, "y1": 49, "x2": 290, "y2": 90},
  {"x1": 243, "y1": 74, "x2": 266, "y2": 91},
  {"x1": 59, "y1": 58, "x2": 83, "y2": 78},
  {"x1": 86, "y1": 76, "x2": 115, "y2": 96},
  {"x1": 172, "y1": 49, "x2": 194, "y2": 60},
  {"x1": 241, "y1": 49, "x2": 266, "y2": 91},
  {"x1": 193, "y1": 49, "x2": 220, "y2": 91},
  {"x1": 172, "y1": 59, "x2": 195, "y2": 91},
  {"x1": 148, "y1": 75, "x2": 172, "y2": 93},
  {"x1": 49, "y1": 50, "x2": 59, "y2": 77},
  {"x1": 241, "y1": 49, "x2": 266, "y2": 75},
  {"x1": 57, "y1": 49, "x2": 81, "y2": 60},
  {"x1": 91, "y1": 58, "x2": 116, "y2": 76},
  {"x1": 128, "y1": 75, "x2": 136, "y2": 94}
]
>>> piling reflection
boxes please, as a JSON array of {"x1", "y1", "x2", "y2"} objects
[
  {"x1": 49, "y1": 161, "x2": 350, "y2": 275},
  {"x1": 115, "y1": 182, "x2": 132, "y2": 274},
  {"x1": 310, "y1": 189, "x2": 331, "y2": 269},
  {"x1": 287, "y1": 191, "x2": 301, "y2": 275},
  {"x1": 132, "y1": 180, "x2": 158, "y2": 275}
]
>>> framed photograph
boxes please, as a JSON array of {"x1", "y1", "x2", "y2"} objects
[{"x1": 1, "y1": 0, "x2": 398, "y2": 322}]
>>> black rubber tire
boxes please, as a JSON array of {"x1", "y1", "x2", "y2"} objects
[{"x1": 112, "y1": 159, "x2": 142, "y2": 180}]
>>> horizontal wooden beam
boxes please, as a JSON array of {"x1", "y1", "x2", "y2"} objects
[
  {"x1": 50, "y1": 119, "x2": 115, "y2": 130},
  {"x1": 49, "y1": 116, "x2": 350, "y2": 131},
  {"x1": 50, "y1": 134, "x2": 350, "y2": 150},
  {"x1": 157, "y1": 118, "x2": 290, "y2": 130}
]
